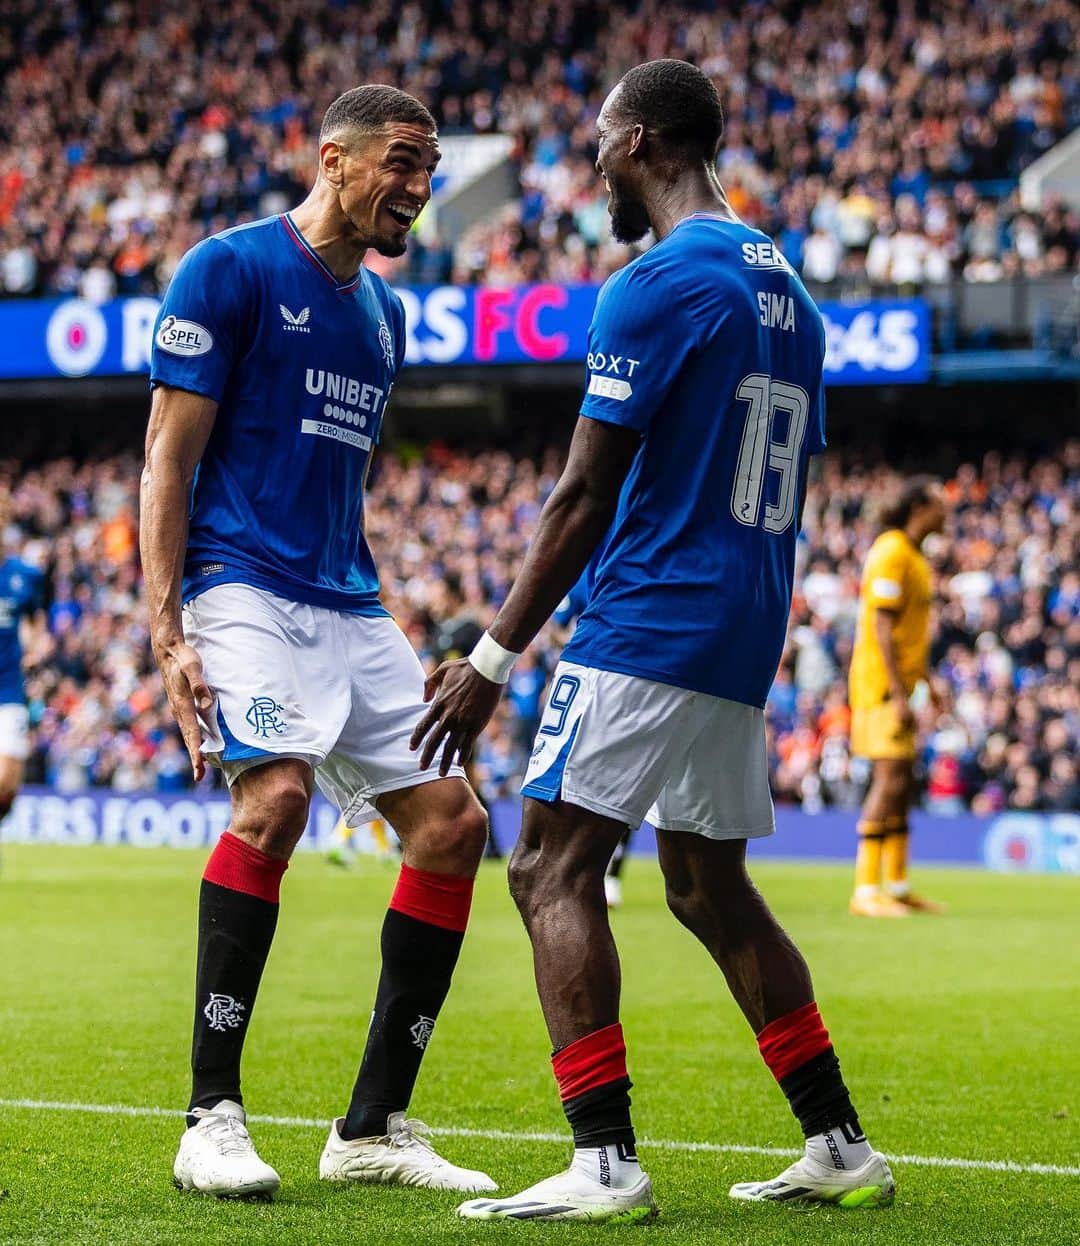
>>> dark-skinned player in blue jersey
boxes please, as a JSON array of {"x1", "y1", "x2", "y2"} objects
[
  {"x1": 143, "y1": 85, "x2": 495, "y2": 1202},
  {"x1": 414, "y1": 60, "x2": 894, "y2": 1223}
]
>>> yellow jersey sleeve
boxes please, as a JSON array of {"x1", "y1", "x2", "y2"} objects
[{"x1": 862, "y1": 534, "x2": 910, "y2": 612}]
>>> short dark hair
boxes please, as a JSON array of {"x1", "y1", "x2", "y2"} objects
[
  {"x1": 880, "y1": 475, "x2": 938, "y2": 530},
  {"x1": 614, "y1": 60, "x2": 724, "y2": 161},
  {"x1": 320, "y1": 85, "x2": 436, "y2": 144}
]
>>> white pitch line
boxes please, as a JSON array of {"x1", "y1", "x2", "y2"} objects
[{"x1": 1, "y1": 1098, "x2": 1077, "y2": 1179}]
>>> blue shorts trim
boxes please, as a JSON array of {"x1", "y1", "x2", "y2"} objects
[
  {"x1": 216, "y1": 705, "x2": 274, "y2": 763},
  {"x1": 520, "y1": 719, "x2": 580, "y2": 804}
]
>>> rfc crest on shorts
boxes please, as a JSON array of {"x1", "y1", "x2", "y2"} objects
[
  {"x1": 245, "y1": 696, "x2": 287, "y2": 738},
  {"x1": 182, "y1": 585, "x2": 466, "y2": 826}
]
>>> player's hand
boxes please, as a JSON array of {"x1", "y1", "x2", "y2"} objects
[
  {"x1": 893, "y1": 692, "x2": 916, "y2": 735},
  {"x1": 410, "y1": 658, "x2": 503, "y2": 777},
  {"x1": 154, "y1": 639, "x2": 213, "y2": 782}
]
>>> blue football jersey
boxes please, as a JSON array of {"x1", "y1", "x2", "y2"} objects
[
  {"x1": 0, "y1": 558, "x2": 44, "y2": 704},
  {"x1": 150, "y1": 214, "x2": 407, "y2": 613},
  {"x1": 563, "y1": 215, "x2": 827, "y2": 708},
  {"x1": 553, "y1": 565, "x2": 596, "y2": 629}
]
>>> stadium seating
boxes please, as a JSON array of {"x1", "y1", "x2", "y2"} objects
[{"x1": 1, "y1": 1, "x2": 1077, "y2": 296}]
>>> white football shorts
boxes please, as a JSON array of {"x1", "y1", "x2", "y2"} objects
[
  {"x1": 521, "y1": 661, "x2": 774, "y2": 841},
  {"x1": 0, "y1": 702, "x2": 30, "y2": 762},
  {"x1": 182, "y1": 584, "x2": 464, "y2": 825}
]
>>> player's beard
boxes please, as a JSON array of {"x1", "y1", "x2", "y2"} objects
[
  {"x1": 371, "y1": 232, "x2": 409, "y2": 258},
  {"x1": 608, "y1": 181, "x2": 651, "y2": 244},
  {"x1": 341, "y1": 196, "x2": 409, "y2": 258}
]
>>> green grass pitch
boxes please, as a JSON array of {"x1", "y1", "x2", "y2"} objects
[{"x1": 0, "y1": 844, "x2": 1077, "y2": 1245}]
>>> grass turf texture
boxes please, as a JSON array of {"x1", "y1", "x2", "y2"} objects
[{"x1": 0, "y1": 845, "x2": 1077, "y2": 1245}]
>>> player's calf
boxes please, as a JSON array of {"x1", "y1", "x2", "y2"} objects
[
  {"x1": 336, "y1": 781, "x2": 486, "y2": 1144},
  {"x1": 189, "y1": 830, "x2": 291, "y2": 1114}
]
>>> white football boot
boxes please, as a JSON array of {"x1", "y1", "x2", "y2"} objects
[
  {"x1": 320, "y1": 1112, "x2": 496, "y2": 1193},
  {"x1": 173, "y1": 1100, "x2": 280, "y2": 1200},
  {"x1": 458, "y1": 1168, "x2": 657, "y2": 1223},
  {"x1": 730, "y1": 1150, "x2": 895, "y2": 1208}
]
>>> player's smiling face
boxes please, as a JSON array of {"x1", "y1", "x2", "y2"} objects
[
  {"x1": 595, "y1": 87, "x2": 651, "y2": 245},
  {"x1": 335, "y1": 122, "x2": 441, "y2": 257}
]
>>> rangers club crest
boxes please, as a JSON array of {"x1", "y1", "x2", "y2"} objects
[
  {"x1": 204, "y1": 993, "x2": 246, "y2": 1033},
  {"x1": 378, "y1": 320, "x2": 394, "y2": 369},
  {"x1": 410, "y1": 1015, "x2": 435, "y2": 1050},
  {"x1": 245, "y1": 696, "x2": 286, "y2": 738}
]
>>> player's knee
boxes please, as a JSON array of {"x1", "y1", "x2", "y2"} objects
[
  {"x1": 508, "y1": 853, "x2": 549, "y2": 922},
  {"x1": 508, "y1": 839, "x2": 598, "y2": 923},
  {"x1": 882, "y1": 766, "x2": 910, "y2": 803},
  {"x1": 411, "y1": 791, "x2": 489, "y2": 876},
  {"x1": 233, "y1": 776, "x2": 310, "y2": 857},
  {"x1": 665, "y1": 873, "x2": 762, "y2": 951},
  {"x1": 664, "y1": 879, "x2": 715, "y2": 940},
  {"x1": 506, "y1": 844, "x2": 535, "y2": 913},
  {"x1": 874, "y1": 758, "x2": 906, "y2": 791}
]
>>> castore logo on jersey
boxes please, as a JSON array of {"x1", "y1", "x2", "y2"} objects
[{"x1": 280, "y1": 304, "x2": 312, "y2": 333}]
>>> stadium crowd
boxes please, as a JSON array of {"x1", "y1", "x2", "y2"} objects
[
  {"x1": 1, "y1": 0, "x2": 1078, "y2": 298},
  {"x1": 3, "y1": 443, "x2": 1077, "y2": 815}
]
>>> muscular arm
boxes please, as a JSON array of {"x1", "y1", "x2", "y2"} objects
[
  {"x1": 140, "y1": 384, "x2": 218, "y2": 777},
  {"x1": 411, "y1": 416, "x2": 640, "y2": 772},
  {"x1": 489, "y1": 417, "x2": 640, "y2": 653}
]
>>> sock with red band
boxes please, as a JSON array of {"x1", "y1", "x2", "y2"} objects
[
  {"x1": 341, "y1": 864, "x2": 474, "y2": 1140},
  {"x1": 757, "y1": 1002, "x2": 872, "y2": 1170},
  {"x1": 552, "y1": 1023, "x2": 641, "y2": 1188},
  {"x1": 553, "y1": 1024, "x2": 636, "y2": 1150},
  {"x1": 189, "y1": 832, "x2": 288, "y2": 1119}
]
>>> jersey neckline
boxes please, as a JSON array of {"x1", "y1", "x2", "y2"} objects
[
  {"x1": 674, "y1": 212, "x2": 751, "y2": 231},
  {"x1": 280, "y1": 213, "x2": 363, "y2": 294}
]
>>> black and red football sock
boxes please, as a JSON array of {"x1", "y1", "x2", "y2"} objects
[
  {"x1": 188, "y1": 831, "x2": 288, "y2": 1119},
  {"x1": 552, "y1": 1022, "x2": 636, "y2": 1151},
  {"x1": 757, "y1": 1001, "x2": 871, "y2": 1168},
  {"x1": 341, "y1": 863, "x2": 473, "y2": 1140}
]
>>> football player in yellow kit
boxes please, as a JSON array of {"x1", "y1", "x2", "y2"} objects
[{"x1": 849, "y1": 477, "x2": 947, "y2": 917}]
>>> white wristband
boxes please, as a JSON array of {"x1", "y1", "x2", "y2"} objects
[{"x1": 468, "y1": 631, "x2": 520, "y2": 685}]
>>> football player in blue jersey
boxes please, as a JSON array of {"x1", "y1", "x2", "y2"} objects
[
  {"x1": 414, "y1": 60, "x2": 893, "y2": 1222},
  {"x1": 0, "y1": 495, "x2": 44, "y2": 831},
  {"x1": 143, "y1": 85, "x2": 495, "y2": 1201}
]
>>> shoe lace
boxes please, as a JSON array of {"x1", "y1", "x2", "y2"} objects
[
  {"x1": 386, "y1": 1118, "x2": 436, "y2": 1155},
  {"x1": 200, "y1": 1112, "x2": 255, "y2": 1158}
]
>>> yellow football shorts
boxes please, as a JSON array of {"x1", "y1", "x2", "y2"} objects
[{"x1": 849, "y1": 700, "x2": 916, "y2": 762}]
